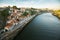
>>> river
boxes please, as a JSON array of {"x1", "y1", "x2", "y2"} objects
[{"x1": 14, "y1": 13, "x2": 60, "y2": 40}]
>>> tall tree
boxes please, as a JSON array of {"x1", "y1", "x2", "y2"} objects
[
  {"x1": 1, "y1": 7, "x2": 10, "y2": 28},
  {"x1": 13, "y1": 6, "x2": 17, "y2": 9},
  {"x1": 22, "y1": 11, "x2": 28, "y2": 16}
]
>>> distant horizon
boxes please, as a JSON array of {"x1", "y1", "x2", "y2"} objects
[
  {"x1": 0, "y1": 6, "x2": 60, "y2": 10},
  {"x1": 0, "y1": 0, "x2": 60, "y2": 10}
]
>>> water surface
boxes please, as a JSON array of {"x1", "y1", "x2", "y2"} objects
[{"x1": 14, "y1": 13, "x2": 60, "y2": 40}]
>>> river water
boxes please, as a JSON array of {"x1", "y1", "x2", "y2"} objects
[{"x1": 14, "y1": 13, "x2": 60, "y2": 40}]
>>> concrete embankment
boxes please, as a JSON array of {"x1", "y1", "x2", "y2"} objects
[{"x1": 0, "y1": 14, "x2": 37, "y2": 40}]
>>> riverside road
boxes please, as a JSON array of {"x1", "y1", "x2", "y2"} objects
[{"x1": 14, "y1": 13, "x2": 60, "y2": 40}]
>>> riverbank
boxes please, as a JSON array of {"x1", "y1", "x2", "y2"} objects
[
  {"x1": 14, "y1": 13, "x2": 60, "y2": 40},
  {"x1": 0, "y1": 14, "x2": 37, "y2": 40},
  {"x1": 52, "y1": 10, "x2": 60, "y2": 19}
]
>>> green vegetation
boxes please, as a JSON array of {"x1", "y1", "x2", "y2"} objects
[
  {"x1": 22, "y1": 11, "x2": 36, "y2": 16},
  {"x1": 53, "y1": 10, "x2": 60, "y2": 18},
  {"x1": 30, "y1": 8, "x2": 37, "y2": 15},
  {"x1": 13, "y1": 6, "x2": 17, "y2": 9},
  {"x1": 22, "y1": 11, "x2": 28, "y2": 16},
  {"x1": 0, "y1": 7, "x2": 10, "y2": 28},
  {"x1": 1, "y1": 9, "x2": 9, "y2": 17},
  {"x1": 22, "y1": 8, "x2": 37, "y2": 16},
  {"x1": 30, "y1": 10, "x2": 36, "y2": 15}
]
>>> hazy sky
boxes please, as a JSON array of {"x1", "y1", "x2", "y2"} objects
[{"x1": 0, "y1": 0, "x2": 60, "y2": 9}]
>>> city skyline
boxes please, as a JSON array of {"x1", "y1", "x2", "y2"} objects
[{"x1": 0, "y1": 0, "x2": 60, "y2": 9}]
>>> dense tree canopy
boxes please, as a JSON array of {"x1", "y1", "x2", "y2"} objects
[
  {"x1": 1, "y1": 8, "x2": 9, "y2": 18},
  {"x1": 13, "y1": 6, "x2": 17, "y2": 9},
  {"x1": 0, "y1": 7, "x2": 10, "y2": 28},
  {"x1": 22, "y1": 11, "x2": 28, "y2": 16}
]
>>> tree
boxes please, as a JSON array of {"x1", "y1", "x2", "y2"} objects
[
  {"x1": 0, "y1": 7, "x2": 10, "y2": 28},
  {"x1": 22, "y1": 11, "x2": 28, "y2": 16},
  {"x1": 30, "y1": 10, "x2": 36, "y2": 15},
  {"x1": 13, "y1": 6, "x2": 17, "y2": 9},
  {"x1": 1, "y1": 7, "x2": 10, "y2": 18},
  {"x1": 28, "y1": 8, "x2": 37, "y2": 15}
]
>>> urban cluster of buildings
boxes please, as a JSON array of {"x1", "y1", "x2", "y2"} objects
[
  {"x1": 0, "y1": 6, "x2": 46, "y2": 31},
  {"x1": 4, "y1": 7, "x2": 27, "y2": 31}
]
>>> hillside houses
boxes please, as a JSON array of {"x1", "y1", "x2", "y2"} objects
[{"x1": 4, "y1": 7, "x2": 26, "y2": 31}]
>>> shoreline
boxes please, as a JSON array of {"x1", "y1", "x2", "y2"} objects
[{"x1": 0, "y1": 14, "x2": 37, "y2": 40}]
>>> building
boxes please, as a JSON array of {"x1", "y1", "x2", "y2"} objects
[{"x1": 4, "y1": 7, "x2": 23, "y2": 31}]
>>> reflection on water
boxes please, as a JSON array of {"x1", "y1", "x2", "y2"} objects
[{"x1": 14, "y1": 13, "x2": 60, "y2": 40}]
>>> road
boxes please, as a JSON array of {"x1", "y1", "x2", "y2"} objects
[{"x1": 14, "y1": 13, "x2": 60, "y2": 40}]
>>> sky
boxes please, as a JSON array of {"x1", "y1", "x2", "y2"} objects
[{"x1": 0, "y1": 0, "x2": 60, "y2": 9}]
